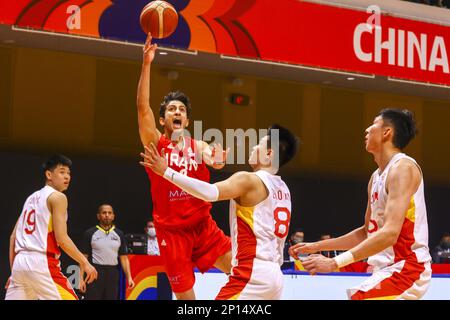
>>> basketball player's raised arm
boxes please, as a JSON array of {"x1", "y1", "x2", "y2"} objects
[
  {"x1": 49, "y1": 192, "x2": 98, "y2": 283},
  {"x1": 140, "y1": 144, "x2": 252, "y2": 202},
  {"x1": 137, "y1": 33, "x2": 161, "y2": 147}
]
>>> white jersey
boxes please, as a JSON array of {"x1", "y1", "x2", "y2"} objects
[
  {"x1": 15, "y1": 185, "x2": 64, "y2": 258},
  {"x1": 229, "y1": 170, "x2": 291, "y2": 267},
  {"x1": 368, "y1": 153, "x2": 431, "y2": 270}
]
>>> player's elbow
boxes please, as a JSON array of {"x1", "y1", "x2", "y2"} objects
[{"x1": 55, "y1": 233, "x2": 70, "y2": 248}]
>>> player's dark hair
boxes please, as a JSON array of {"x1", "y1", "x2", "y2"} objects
[
  {"x1": 267, "y1": 124, "x2": 299, "y2": 168},
  {"x1": 379, "y1": 108, "x2": 417, "y2": 150},
  {"x1": 42, "y1": 154, "x2": 72, "y2": 173},
  {"x1": 160, "y1": 90, "x2": 192, "y2": 119}
]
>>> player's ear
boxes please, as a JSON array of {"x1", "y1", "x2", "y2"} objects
[
  {"x1": 185, "y1": 119, "x2": 189, "y2": 128},
  {"x1": 45, "y1": 170, "x2": 52, "y2": 180},
  {"x1": 159, "y1": 117, "x2": 165, "y2": 126},
  {"x1": 383, "y1": 126, "x2": 392, "y2": 141}
]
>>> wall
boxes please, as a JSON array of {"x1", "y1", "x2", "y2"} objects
[{"x1": 1, "y1": 45, "x2": 450, "y2": 181}]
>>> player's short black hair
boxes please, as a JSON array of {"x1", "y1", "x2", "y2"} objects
[
  {"x1": 379, "y1": 108, "x2": 417, "y2": 150},
  {"x1": 160, "y1": 90, "x2": 192, "y2": 119},
  {"x1": 42, "y1": 154, "x2": 72, "y2": 173},
  {"x1": 267, "y1": 124, "x2": 299, "y2": 168}
]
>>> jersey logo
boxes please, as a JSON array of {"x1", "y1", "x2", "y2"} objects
[
  {"x1": 371, "y1": 191, "x2": 379, "y2": 204},
  {"x1": 368, "y1": 219, "x2": 379, "y2": 233},
  {"x1": 166, "y1": 152, "x2": 199, "y2": 175}
]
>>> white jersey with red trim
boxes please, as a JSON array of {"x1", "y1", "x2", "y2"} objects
[
  {"x1": 368, "y1": 153, "x2": 431, "y2": 270},
  {"x1": 229, "y1": 170, "x2": 291, "y2": 267},
  {"x1": 15, "y1": 185, "x2": 64, "y2": 258}
]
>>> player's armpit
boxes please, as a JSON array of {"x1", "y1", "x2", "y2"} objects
[
  {"x1": 382, "y1": 161, "x2": 421, "y2": 241},
  {"x1": 215, "y1": 171, "x2": 255, "y2": 201}
]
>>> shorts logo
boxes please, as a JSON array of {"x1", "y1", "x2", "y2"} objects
[{"x1": 161, "y1": 239, "x2": 167, "y2": 246}]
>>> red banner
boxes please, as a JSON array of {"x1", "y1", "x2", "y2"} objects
[
  {"x1": 1, "y1": 1, "x2": 449, "y2": 86},
  {"x1": 241, "y1": 1, "x2": 449, "y2": 86}
]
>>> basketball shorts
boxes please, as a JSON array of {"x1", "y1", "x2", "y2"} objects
[
  {"x1": 216, "y1": 259, "x2": 283, "y2": 300},
  {"x1": 348, "y1": 260, "x2": 432, "y2": 300},
  {"x1": 156, "y1": 215, "x2": 231, "y2": 293},
  {"x1": 5, "y1": 251, "x2": 78, "y2": 300}
]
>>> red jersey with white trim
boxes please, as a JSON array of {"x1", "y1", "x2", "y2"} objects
[
  {"x1": 368, "y1": 153, "x2": 431, "y2": 270},
  {"x1": 229, "y1": 170, "x2": 291, "y2": 267},
  {"x1": 145, "y1": 134, "x2": 212, "y2": 229},
  {"x1": 14, "y1": 185, "x2": 63, "y2": 258}
]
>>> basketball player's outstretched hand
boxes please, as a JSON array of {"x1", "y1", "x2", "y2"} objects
[
  {"x1": 289, "y1": 242, "x2": 319, "y2": 259},
  {"x1": 302, "y1": 254, "x2": 338, "y2": 275},
  {"x1": 140, "y1": 143, "x2": 168, "y2": 176},
  {"x1": 211, "y1": 143, "x2": 230, "y2": 169},
  {"x1": 143, "y1": 33, "x2": 158, "y2": 65},
  {"x1": 84, "y1": 263, "x2": 98, "y2": 284}
]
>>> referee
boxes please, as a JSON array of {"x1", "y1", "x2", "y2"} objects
[{"x1": 79, "y1": 204, "x2": 135, "y2": 300}]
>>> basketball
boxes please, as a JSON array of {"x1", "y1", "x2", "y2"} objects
[{"x1": 140, "y1": 1, "x2": 178, "y2": 39}]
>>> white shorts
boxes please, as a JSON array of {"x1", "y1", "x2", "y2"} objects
[
  {"x1": 347, "y1": 260, "x2": 432, "y2": 300},
  {"x1": 5, "y1": 251, "x2": 78, "y2": 300},
  {"x1": 216, "y1": 259, "x2": 283, "y2": 300}
]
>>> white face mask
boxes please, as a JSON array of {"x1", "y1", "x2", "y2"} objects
[{"x1": 147, "y1": 228, "x2": 156, "y2": 238}]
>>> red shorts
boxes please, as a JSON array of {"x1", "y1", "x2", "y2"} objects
[{"x1": 155, "y1": 215, "x2": 231, "y2": 293}]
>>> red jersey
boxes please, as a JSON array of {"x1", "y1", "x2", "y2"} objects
[{"x1": 145, "y1": 134, "x2": 212, "y2": 229}]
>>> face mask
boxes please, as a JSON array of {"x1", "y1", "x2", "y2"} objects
[
  {"x1": 293, "y1": 237, "x2": 304, "y2": 244},
  {"x1": 442, "y1": 241, "x2": 450, "y2": 249},
  {"x1": 147, "y1": 228, "x2": 156, "y2": 238}
]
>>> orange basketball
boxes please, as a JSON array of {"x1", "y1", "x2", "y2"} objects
[{"x1": 140, "y1": 1, "x2": 178, "y2": 39}]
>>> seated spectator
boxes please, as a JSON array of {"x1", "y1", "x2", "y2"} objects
[
  {"x1": 432, "y1": 233, "x2": 450, "y2": 263},
  {"x1": 145, "y1": 219, "x2": 160, "y2": 256}
]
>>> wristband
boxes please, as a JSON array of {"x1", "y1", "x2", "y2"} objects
[{"x1": 333, "y1": 251, "x2": 355, "y2": 268}]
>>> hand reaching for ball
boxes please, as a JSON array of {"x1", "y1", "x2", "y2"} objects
[{"x1": 143, "y1": 33, "x2": 157, "y2": 65}]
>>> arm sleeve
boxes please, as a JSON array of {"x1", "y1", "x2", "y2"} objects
[
  {"x1": 117, "y1": 229, "x2": 128, "y2": 256},
  {"x1": 163, "y1": 167, "x2": 219, "y2": 202}
]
